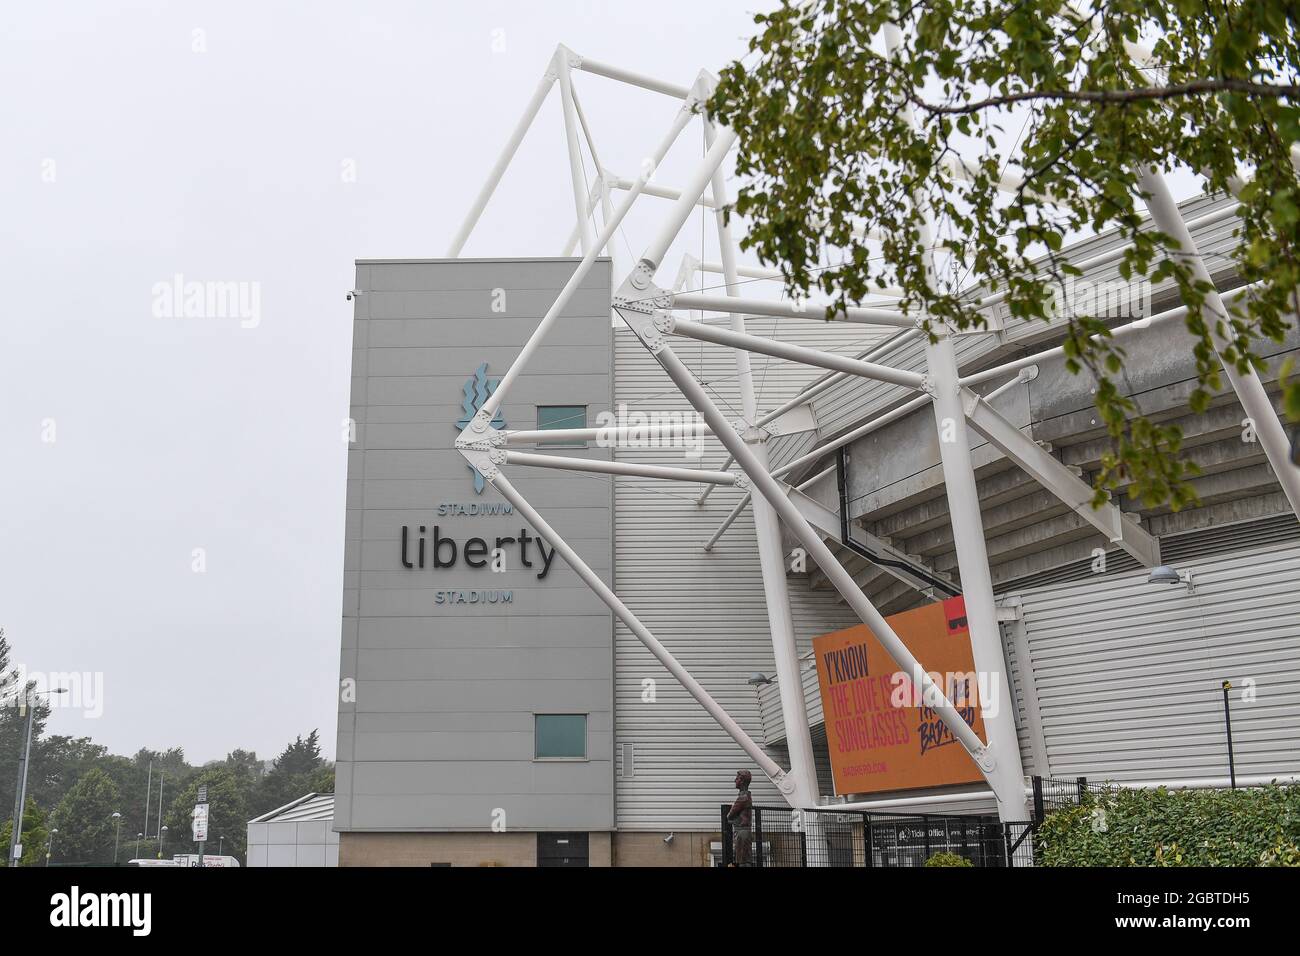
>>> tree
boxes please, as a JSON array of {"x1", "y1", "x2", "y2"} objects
[
  {"x1": 0, "y1": 628, "x2": 52, "y2": 832},
  {"x1": 164, "y1": 768, "x2": 250, "y2": 863},
  {"x1": 28, "y1": 735, "x2": 109, "y2": 812},
  {"x1": 253, "y1": 730, "x2": 327, "y2": 816},
  {"x1": 710, "y1": 0, "x2": 1300, "y2": 509},
  {"x1": 0, "y1": 798, "x2": 50, "y2": 867},
  {"x1": 308, "y1": 764, "x2": 335, "y2": 795},
  {"x1": 222, "y1": 748, "x2": 262, "y2": 785},
  {"x1": 50, "y1": 768, "x2": 122, "y2": 865}
]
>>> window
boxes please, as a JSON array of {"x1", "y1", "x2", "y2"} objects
[
  {"x1": 534, "y1": 713, "x2": 587, "y2": 759},
  {"x1": 536, "y1": 405, "x2": 587, "y2": 447}
]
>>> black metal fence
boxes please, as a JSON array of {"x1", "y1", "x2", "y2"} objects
[
  {"x1": 719, "y1": 804, "x2": 1035, "y2": 867},
  {"x1": 1030, "y1": 775, "x2": 1113, "y2": 823}
]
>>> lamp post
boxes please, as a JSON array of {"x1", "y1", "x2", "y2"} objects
[
  {"x1": 6, "y1": 687, "x2": 68, "y2": 867},
  {"x1": 218, "y1": 835, "x2": 224, "y2": 857},
  {"x1": 111, "y1": 811, "x2": 122, "y2": 866},
  {"x1": 46, "y1": 828, "x2": 58, "y2": 867},
  {"x1": 1222, "y1": 680, "x2": 1237, "y2": 789},
  {"x1": 158, "y1": 825, "x2": 168, "y2": 860},
  {"x1": 135, "y1": 832, "x2": 143, "y2": 859}
]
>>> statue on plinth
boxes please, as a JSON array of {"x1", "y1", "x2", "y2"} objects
[{"x1": 726, "y1": 769, "x2": 754, "y2": 866}]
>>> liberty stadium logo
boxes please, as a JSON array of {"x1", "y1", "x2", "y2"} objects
[{"x1": 457, "y1": 362, "x2": 507, "y2": 493}]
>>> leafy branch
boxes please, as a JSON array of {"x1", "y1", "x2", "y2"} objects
[{"x1": 709, "y1": 0, "x2": 1300, "y2": 511}]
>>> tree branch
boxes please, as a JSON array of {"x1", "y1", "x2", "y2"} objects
[{"x1": 914, "y1": 78, "x2": 1300, "y2": 115}]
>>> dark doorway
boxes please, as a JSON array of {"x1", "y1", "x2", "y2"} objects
[{"x1": 537, "y1": 832, "x2": 589, "y2": 867}]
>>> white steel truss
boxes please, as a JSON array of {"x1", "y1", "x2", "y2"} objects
[{"x1": 444, "y1": 36, "x2": 1300, "y2": 825}]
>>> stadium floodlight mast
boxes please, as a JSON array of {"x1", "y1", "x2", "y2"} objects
[{"x1": 445, "y1": 28, "x2": 1300, "y2": 830}]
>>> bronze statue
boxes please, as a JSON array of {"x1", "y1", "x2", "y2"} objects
[{"x1": 726, "y1": 769, "x2": 754, "y2": 866}]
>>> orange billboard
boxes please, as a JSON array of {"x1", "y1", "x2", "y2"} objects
[{"x1": 813, "y1": 595, "x2": 986, "y2": 795}]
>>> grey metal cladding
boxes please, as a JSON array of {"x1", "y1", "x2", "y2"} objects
[
  {"x1": 336, "y1": 257, "x2": 615, "y2": 832},
  {"x1": 612, "y1": 323, "x2": 878, "y2": 830}
]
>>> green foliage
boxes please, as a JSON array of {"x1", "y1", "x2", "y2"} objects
[
  {"x1": 924, "y1": 851, "x2": 974, "y2": 866},
  {"x1": 0, "y1": 799, "x2": 51, "y2": 866},
  {"x1": 1036, "y1": 784, "x2": 1300, "y2": 866},
  {"x1": 0, "y1": 627, "x2": 52, "y2": 819},
  {"x1": 710, "y1": 0, "x2": 1300, "y2": 510},
  {"x1": 252, "y1": 729, "x2": 329, "y2": 816},
  {"x1": 0, "y1": 627, "x2": 329, "y2": 865},
  {"x1": 51, "y1": 768, "x2": 123, "y2": 865},
  {"x1": 164, "y1": 767, "x2": 251, "y2": 862}
]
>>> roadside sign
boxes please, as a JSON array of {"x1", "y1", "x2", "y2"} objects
[{"x1": 192, "y1": 802, "x2": 209, "y2": 842}]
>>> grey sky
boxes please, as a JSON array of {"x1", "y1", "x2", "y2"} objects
[
  {"x1": 0, "y1": 0, "x2": 775, "y2": 763},
  {"x1": 0, "y1": 2, "x2": 1206, "y2": 766}
]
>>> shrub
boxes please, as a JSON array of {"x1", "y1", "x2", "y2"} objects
[
  {"x1": 1036, "y1": 783, "x2": 1300, "y2": 866},
  {"x1": 924, "y1": 851, "x2": 974, "y2": 867}
]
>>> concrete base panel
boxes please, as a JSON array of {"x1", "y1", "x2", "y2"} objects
[
  {"x1": 612, "y1": 831, "x2": 721, "y2": 867},
  {"x1": 339, "y1": 831, "x2": 612, "y2": 867}
]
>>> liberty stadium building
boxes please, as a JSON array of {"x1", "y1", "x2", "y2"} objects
[{"x1": 328, "y1": 46, "x2": 1300, "y2": 867}]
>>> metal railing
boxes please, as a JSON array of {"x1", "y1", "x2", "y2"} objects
[
  {"x1": 1030, "y1": 775, "x2": 1113, "y2": 823},
  {"x1": 720, "y1": 804, "x2": 1035, "y2": 867}
]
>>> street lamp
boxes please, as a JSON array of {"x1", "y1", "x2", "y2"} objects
[
  {"x1": 111, "y1": 811, "x2": 122, "y2": 866},
  {"x1": 217, "y1": 835, "x2": 224, "y2": 857},
  {"x1": 158, "y1": 825, "x2": 168, "y2": 860},
  {"x1": 1147, "y1": 564, "x2": 1195, "y2": 593},
  {"x1": 135, "y1": 832, "x2": 143, "y2": 859},
  {"x1": 46, "y1": 828, "x2": 58, "y2": 867},
  {"x1": 5, "y1": 687, "x2": 68, "y2": 867}
]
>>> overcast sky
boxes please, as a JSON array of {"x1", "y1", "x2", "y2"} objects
[
  {"x1": 1, "y1": 1, "x2": 1209, "y2": 767},
  {"x1": 0, "y1": 0, "x2": 781, "y2": 763}
]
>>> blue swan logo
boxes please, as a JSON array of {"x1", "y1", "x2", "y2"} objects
[{"x1": 456, "y1": 362, "x2": 507, "y2": 493}]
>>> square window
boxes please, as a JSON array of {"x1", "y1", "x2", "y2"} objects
[
  {"x1": 535, "y1": 714, "x2": 587, "y2": 759},
  {"x1": 536, "y1": 405, "x2": 587, "y2": 446}
]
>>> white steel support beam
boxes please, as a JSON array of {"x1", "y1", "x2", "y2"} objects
[
  {"x1": 884, "y1": 21, "x2": 1028, "y2": 822},
  {"x1": 568, "y1": 82, "x2": 623, "y2": 277},
  {"x1": 756, "y1": 330, "x2": 922, "y2": 429},
  {"x1": 637, "y1": 119, "x2": 738, "y2": 271},
  {"x1": 697, "y1": 454, "x2": 733, "y2": 505},
  {"x1": 446, "y1": 67, "x2": 557, "y2": 257},
  {"x1": 503, "y1": 422, "x2": 712, "y2": 446},
  {"x1": 503, "y1": 450, "x2": 740, "y2": 485},
  {"x1": 704, "y1": 464, "x2": 836, "y2": 552},
  {"x1": 1137, "y1": 166, "x2": 1300, "y2": 517},
  {"x1": 621, "y1": 310, "x2": 997, "y2": 785},
  {"x1": 673, "y1": 292, "x2": 917, "y2": 329},
  {"x1": 561, "y1": 179, "x2": 604, "y2": 255},
  {"x1": 485, "y1": 470, "x2": 789, "y2": 785},
  {"x1": 609, "y1": 177, "x2": 717, "y2": 208},
  {"x1": 666, "y1": 315, "x2": 927, "y2": 390},
  {"x1": 573, "y1": 55, "x2": 693, "y2": 100},
  {"x1": 704, "y1": 492, "x2": 752, "y2": 552},
  {"x1": 470, "y1": 101, "x2": 697, "y2": 425},
  {"x1": 960, "y1": 386, "x2": 1162, "y2": 567},
  {"x1": 922, "y1": 333, "x2": 1029, "y2": 820},
  {"x1": 705, "y1": 117, "x2": 821, "y2": 811},
  {"x1": 557, "y1": 51, "x2": 596, "y2": 256}
]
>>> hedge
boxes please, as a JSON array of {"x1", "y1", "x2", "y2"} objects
[
  {"x1": 1036, "y1": 783, "x2": 1300, "y2": 866},
  {"x1": 924, "y1": 851, "x2": 974, "y2": 867}
]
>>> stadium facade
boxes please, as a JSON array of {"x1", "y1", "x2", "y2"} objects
[{"x1": 333, "y1": 195, "x2": 1300, "y2": 865}]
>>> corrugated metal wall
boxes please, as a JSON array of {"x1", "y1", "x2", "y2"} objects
[
  {"x1": 1013, "y1": 536, "x2": 1300, "y2": 782},
  {"x1": 613, "y1": 316, "x2": 882, "y2": 830},
  {"x1": 753, "y1": 524, "x2": 1300, "y2": 814}
]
